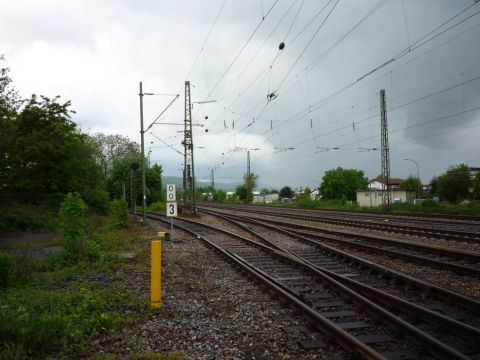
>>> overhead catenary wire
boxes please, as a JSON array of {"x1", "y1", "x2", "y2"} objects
[
  {"x1": 193, "y1": 2, "x2": 480, "y2": 184},
  {"x1": 273, "y1": 0, "x2": 340, "y2": 93},
  {"x1": 208, "y1": 0, "x2": 280, "y2": 98},
  {"x1": 184, "y1": 0, "x2": 229, "y2": 81},
  {"x1": 242, "y1": 1, "x2": 480, "y2": 147}
]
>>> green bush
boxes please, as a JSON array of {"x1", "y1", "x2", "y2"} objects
[
  {"x1": 148, "y1": 201, "x2": 166, "y2": 212},
  {"x1": 295, "y1": 198, "x2": 318, "y2": 208},
  {"x1": 0, "y1": 202, "x2": 58, "y2": 231},
  {"x1": 0, "y1": 252, "x2": 13, "y2": 288},
  {"x1": 0, "y1": 286, "x2": 126, "y2": 355},
  {"x1": 108, "y1": 199, "x2": 129, "y2": 228},
  {"x1": 421, "y1": 198, "x2": 439, "y2": 208},
  {"x1": 83, "y1": 188, "x2": 110, "y2": 214},
  {"x1": 59, "y1": 193, "x2": 89, "y2": 259}
]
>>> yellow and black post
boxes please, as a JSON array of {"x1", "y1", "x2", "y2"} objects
[{"x1": 150, "y1": 234, "x2": 163, "y2": 309}]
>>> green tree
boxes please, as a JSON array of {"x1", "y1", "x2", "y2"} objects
[
  {"x1": 429, "y1": 177, "x2": 439, "y2": 197},
  {"x1": 7, "y1": 95, "x2": 102, "y2": 202},
  {"x1": 320, "y1": 167, "x2": 368, "y2": 201},
  {"x1": 212, "y1": 190, "x2": 226, "y2": 202},
  {"x1": 235, "y1": 184, "x2": 248, "y2": 201},
  {"x1": 0, "y1": 56, "x2": 21, "y2": 197},
  {"x1": 108, "y1": 199, "x2": 129, "y2": 228},
  {"x1": 472, "y1": 173, "x2": 480, "y2": 200},
  {"x1": 59, "y1": 192, "x2": 88, "y2": 259},
  {"x1": 89, "y1": 133, "x2": 139, "y2": 179},
  {"x1": 237, "y1": 172, "x2": 258, "y2": 203},
  {"x1": 106, "y1": 156, "x2": 162, "y2": 206},
  {"x1": 400, "y1": 176, "x2": 422, "y2": 198},
  {"x1": 279, "y1": 186, "x2": 294, "y2": 199},
  {"x1": 437, "y1": 164, "x2": 471, "y2": 203}
]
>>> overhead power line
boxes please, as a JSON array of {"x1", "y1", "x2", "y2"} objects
[
  {"x1": 208, "y1": 0, "x2": 280, "y2": 98},
  {"x1": 184, "y1": 0, "x2": 229, "y2": 81}
]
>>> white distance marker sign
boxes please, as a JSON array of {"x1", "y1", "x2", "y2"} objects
[
  {"x1": 166, "y1": 202, "x2": 177, "y2": 217},
  {"x1": 166, "y1": 184, "x2": 176, "y2": 202}
]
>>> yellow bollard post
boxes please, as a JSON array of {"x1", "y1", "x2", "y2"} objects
[{"x1": 150, "y1": 239, "x2": 162, "y2": 309}]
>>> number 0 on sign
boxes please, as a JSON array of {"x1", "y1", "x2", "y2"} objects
[
  {"x1": 166, "y1": 202, "x2": 177, "y2": 217},
  {"x1": 166, "y1": 184, "x2": 176, "y2": 201}
]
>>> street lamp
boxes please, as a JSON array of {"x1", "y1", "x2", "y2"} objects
[{"x1": 404, "y1": 158, "x2": 421, "y2": 198}]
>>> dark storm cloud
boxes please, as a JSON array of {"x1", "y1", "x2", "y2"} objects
[{"x1": 1, "y1": 0, "x2": 479, "y2": 186}]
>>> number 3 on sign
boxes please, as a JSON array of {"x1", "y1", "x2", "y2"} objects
[{"x1": 166, "y1": 202, "x2": 177, "y2": 217}]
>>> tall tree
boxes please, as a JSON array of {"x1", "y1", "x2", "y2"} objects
[
  {"x1": 0, "y1": 56, "x2": 21, "y2": 196},
  {"x1": 7, "y1": 95, "x2": 102, "y2": 201},
  {"x1": 279, "y1": 186, "x2": 294, "y2": 199},
  {"x1": 106, "y1": 156, "x2": 163, "y2": 206},
  {"x1": 235, "y1": 172, "x2": 259, "y2": 202},
  {"x1": 437, "y1": 164, "x2": 472, "y2": 203},
  {"x1": 400, "y1": 176, "x2": 422, "y2": 198},
  {"x1": 320, "y1": 167, "x2": 368, "y2": 201},
  {"x1": 89, "y1": 133, "x2": 139, "y2": 179},
  {"x1": 472, "y1": 172, "x2": 480, "y2": 200}
]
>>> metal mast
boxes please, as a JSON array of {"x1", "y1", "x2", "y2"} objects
[
  {"x1": 210, "y1": 168, "x2": 215, "y2": 191},
  {"x1": 247, "y1": 151, "x2": 251, "y2": 203},
  {"x1": 139, "y1": 82, "x2": 147, "y2": 223},
  {"x1": 380, "y1": 89, "x2": 391, "y2": 211},
  {"x1": 183, "y1": 81, "x2": 196, "y2": 213}
]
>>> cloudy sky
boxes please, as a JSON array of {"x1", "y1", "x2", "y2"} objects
[{"x1": 2, "y1": 0, "x2": 480, "y2": 189}]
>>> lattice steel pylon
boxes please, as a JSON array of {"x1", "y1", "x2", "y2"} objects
[
  {"x1": 380, "y1": 89, "x2": 391, "y2": 211},
  {"x1": 183, "y1": 81, "x2": 196, "y2": 213}
]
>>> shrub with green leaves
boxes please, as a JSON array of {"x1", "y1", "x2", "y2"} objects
[
  {"x1": 108, "y1": 199, "x2": 129, "y2": 228},
  {"x1": 59, "y1": 192, "x2": 88, "y2": 259},
  {"x1": 148, "y1": 201, "x2": 166, "y2": 212},
  {"x1": 0, "y1": 252, "x2": 13, "y2": 288},
  {"x1": 0, "y1": 285, "x2": 129, "y2": 355},
  {"x1": 421, "y1": 198, "x2": 439, "y2": 208}
]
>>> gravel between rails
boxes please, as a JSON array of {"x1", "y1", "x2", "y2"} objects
[
  {"x1": 205, "y1": 207, "x2": 480, "y2": 253},
  {"x1": 92, "y1": 220, "x2": 347, "y2": 359},
  {"x1": 194, "y1": 212, "x2": 480, "y2": 301}
]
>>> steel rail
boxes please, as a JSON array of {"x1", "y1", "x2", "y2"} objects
[
  {"x1": 200, "y1": 204, "x2": 480, "y2": 243},
  {"x1": 146, "y1": 211, "x2": 470, "y2": 359},
  {"x1": 198, "y1": 206, "x2": 480, "y2": 276},
  {"x1": 198, "y1": 207, "x2": 480, "y2": 309},
  {"x1": 201, "y1": 202, "x2": 480, "y2": 224},
  {"x1": 199, "y1": 209, "x2": 480, "y2": 341}
]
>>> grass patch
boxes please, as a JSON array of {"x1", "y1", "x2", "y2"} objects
[
  {"x1": 0, "y1": 212, "x2": 147, "y2": 358},
  {"x1": 0, "y1": 284, "x2": 137, "y2": 354},
  {"x1": 0, "y1": 237, "x2": 62, "y2": 250},
  {"x1": 263, "y1": 199, "x2": 480, "y2": 216},
  {"x1": 148, "y1": 201, "x2": 166, "y2": 212},
  {"x1": 0, "y1": 202, "x2": 58, "y2": 231}
]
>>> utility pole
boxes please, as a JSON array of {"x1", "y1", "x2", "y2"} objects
[
  {"x1": 183, "y1": 81, "x2": 196, "y2": 213},
  {"x1": 247, "y1": 150, "x2": 251, "y2": 203},
  {"x1": 210, "y1": 168, "x2": 215, "y2": 191},
  {"x1": 139, "y1": 82, "x2": 147, "y2": 223},
  {"x1": 380, "y1": 89, "x2": 391, "y2": 211}
]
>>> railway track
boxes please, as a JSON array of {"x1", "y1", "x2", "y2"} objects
[
  {"x1": 199, "y1": 206, "x2": 480, "y2": 276},
  {"x1": 203, "y1": 203, "x2": 480, "y2": 226},
  {"x1": 146, "y1": 211, "x2": 480, "y2": 359},
  {"x1": 200, "y1": 204, "x2": 480, "y2": 244}
]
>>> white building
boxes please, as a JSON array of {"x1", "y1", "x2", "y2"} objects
[
  {"x1": 356, "y1": 189, "x2": 415, "y2": 207},
  {"x1": 368, "y1": 178, "x2": 403, "y2": 191},
  {"x1": 310, "y1": 189, "x2": 320, "y2": 200},
  {"x1": 253, "y1": 193, "x2": 279, "y2": 203}
]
